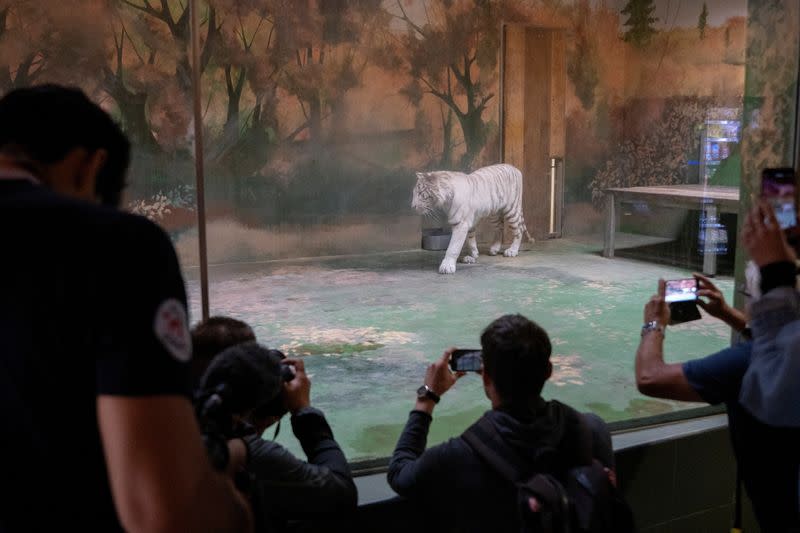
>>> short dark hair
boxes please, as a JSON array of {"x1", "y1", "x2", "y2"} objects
[
  {"x1": 198, "y1": 341, "x2": 285, "y2": 418},
  {"x1": 480, "y1": 314, "x2": 552, "y2": 407},
  {"x1": 0, "y1": 84, "x2": 130, "y2": 206},
  {"x1": 190, "y1": 316, "x2": 256, "y2": 389}
]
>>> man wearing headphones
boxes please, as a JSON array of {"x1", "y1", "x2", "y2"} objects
[{"x1": 196, "y1": 340, "x2": 357, "y2": 532}]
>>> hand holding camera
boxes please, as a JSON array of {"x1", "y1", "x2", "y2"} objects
[{"x1": 282, "y1": 358, "x2": 311, "y2": 414}]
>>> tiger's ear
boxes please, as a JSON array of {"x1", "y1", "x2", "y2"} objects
[{"x1": 415, "y1": 172, "x2": 426, "y2": 180}]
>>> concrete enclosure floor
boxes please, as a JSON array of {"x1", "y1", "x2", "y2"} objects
[{"x1": 187, "y1": 236, "x2": 733, "y2": 462}]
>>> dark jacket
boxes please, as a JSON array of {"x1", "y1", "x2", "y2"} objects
[
  {"x1": 247, "y1": 406, "x2": 357, "y2": 532},
  {"x1": 387, "y1": 400, "x2": 592, "y2": 533}
]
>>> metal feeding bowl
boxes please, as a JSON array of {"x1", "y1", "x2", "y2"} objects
[{"x1": 421, "y1": 227, "x2": 452, "y2": 251}]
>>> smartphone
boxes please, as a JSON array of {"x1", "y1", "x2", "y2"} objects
[
  {"x1": 664, "y1": 278, "x2": 702, "y2": 324},
  {"x1": 449, "y1": 349, "x2": 482, "y2": 372},
  {"x1": 664, "y1": 278, "x2": 699, "y2": 303},
  {"x1": 761, "y1": 168, "x2": 797, "y2": 231}
]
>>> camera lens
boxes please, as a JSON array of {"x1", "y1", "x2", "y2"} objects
[{"x1": 280, "y1": 364, "x2": 296, "y2": 382}]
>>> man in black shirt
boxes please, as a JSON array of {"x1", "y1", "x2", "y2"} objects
[{"x1": 0, "y1": 85, "x2": 251, "y2": 532}]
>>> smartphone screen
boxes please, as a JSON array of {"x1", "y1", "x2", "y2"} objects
[
  {"x1": 761, "y1": 168, "x2": 797, "y2": 230},
  {"x1": 664, "y1": 278, "x2": 698, "y2": 303},
  {"x1": 449, "y1": 349, "x2": 482, "y2": 372}
]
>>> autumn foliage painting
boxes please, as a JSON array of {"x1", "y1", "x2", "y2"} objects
[{"x1": 0, "y1": 0, "x2": 748, "y2": 264}]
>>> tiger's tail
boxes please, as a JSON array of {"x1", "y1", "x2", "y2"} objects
[{"x1": 520, "y1": 221, "x2": 534, "y2": 243}]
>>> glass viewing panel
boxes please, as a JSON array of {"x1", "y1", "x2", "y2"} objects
[
  {"x1": 4, "y1": 0, "x2": 796, "y2": 465},
  {"x1": 0, "y1": 0, "x2": 202, "y2": 270}
]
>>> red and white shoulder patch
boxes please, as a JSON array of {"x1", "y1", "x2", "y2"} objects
[{"x1": 153, "y1": 298, "x2": 191, "y2": 362}]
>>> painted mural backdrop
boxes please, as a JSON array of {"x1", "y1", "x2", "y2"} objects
[{"x1": 0, "y1": 0, "x2": 756, "y2": 264}]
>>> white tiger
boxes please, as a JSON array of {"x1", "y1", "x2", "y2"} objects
[{"x1": 412, "y1": 163, "x2": 533, "y2": 274}]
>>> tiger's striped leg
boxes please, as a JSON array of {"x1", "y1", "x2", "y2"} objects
[
  {"x1": 439, "y1": 222, "x2": 469, "y2": 274},
  {"x1": 504, "y1": 210, "x2": 523, "y2": 257},
  {"x1": 488, "y1": 215, "x2": 504, "y2": 256},
  {"x1": 460, "y1": 229, "x2": 479, "y2": 264}
]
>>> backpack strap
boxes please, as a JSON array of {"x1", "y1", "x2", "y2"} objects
[
  {"x1": 462, "y1": 415, "x2": 525, "y2": 483},
  {"x1": 556, "y1": 402, "x2": 595, "y2": 467}
]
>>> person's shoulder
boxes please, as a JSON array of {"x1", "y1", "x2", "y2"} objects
[
  {"x1": 100, "y1": 205, "x2": 170, "y2": 241},
  {"x1": 405, "y1": 435, "x2": 480, "y2": 479},
  {"x1": 245, "y1": 435, "x2": 296, "y2": 461},
  {"x1": 86, "y1": 205, "x2": 177, "y2": 260},
  {"x1": 546, "y1": 399, "x2": 585, "y2": 424},
  {"x1": 443, "y1": 432, "x2": 488, "y2": 466},
  {"x1": 26, "y1": 187, "x2": 172, "y2": 247},
  {"x1": 244, "y1": 435, "x2": 313, "y2": 477},
  {"x1": 11, "y1": 183, "x2": 110, "y2": 224}
]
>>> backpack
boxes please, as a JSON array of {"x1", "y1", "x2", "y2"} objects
[{"x1": 462, "y1": 415, "x2": 636, "y2": 533}]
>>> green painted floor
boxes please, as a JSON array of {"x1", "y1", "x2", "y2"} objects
[{"x1": 188, "y1": 237, "x2": 734, "y2": 462}]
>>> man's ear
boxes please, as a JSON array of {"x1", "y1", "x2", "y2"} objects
[
  {"x1": 544, "y1": 361, "x2": 553, "y2": 381},
  {"x1": 40, "y1": 147, "x2": 100, "y2": 202},
  {"x1": 57, "y1": 147, "x2": 107, "y2": 202},
  {"x1": 80, "y1": 148, "x2": 107, "y2": 189},
  {"x1": 482, "y1": 369, "x2": 503, "y2": 408}
]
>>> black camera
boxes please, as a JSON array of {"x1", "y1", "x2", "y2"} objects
[{"x1": 280, "y1": 362, "x2": 296, "y2": 382}]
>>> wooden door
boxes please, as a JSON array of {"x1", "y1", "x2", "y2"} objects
[{"x1": 502, "y1": 25, "x2": 566, "y2": 239}]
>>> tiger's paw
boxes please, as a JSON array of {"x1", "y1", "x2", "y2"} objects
[
  {"x1": 438, "y1": 259, "x2": 457, "y2": 274},
  {"x1": 488, "y1": 244, "x2": 501, "y2": 256},
  {"x1": 461, "y1": 255, "x2": 477, "y2": 264},
  {"x1": 503, "y1": 248, "x2": 519, "y2": 257}
]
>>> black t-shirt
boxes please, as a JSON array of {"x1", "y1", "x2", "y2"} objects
[{"x1": 0, "y1": 179, "x2": 192, "y2": 532}]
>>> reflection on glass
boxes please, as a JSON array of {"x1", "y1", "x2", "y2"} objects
[
  {"x1": 0, "y1": 0, "x2": 200, "y2": 265},
  {"x1": 194, "y1": 0, "x2": 778, "y2": 462},
  {"x1": 4, "y1": 0, "x2": 796, "y2": 463}
]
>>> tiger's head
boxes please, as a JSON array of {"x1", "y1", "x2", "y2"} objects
[{"x1": 411, "y1": 171, "x2": 452, "y2": 215}]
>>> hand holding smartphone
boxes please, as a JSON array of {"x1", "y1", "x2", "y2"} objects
[
  {"x1": 761, "y1": 168, "x2": 798, "y2": 241},
  {"x1": 449, "y1": 349, "x2": 482, "y2": 372}
]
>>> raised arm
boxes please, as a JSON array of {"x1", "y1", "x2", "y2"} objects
[
  {"x1": 98, "y1": 396, "x2": 252, "y2": 533},
  {"x1": 246, "y1": 415, "x2": 357, "y2": 516},
  {"x1": 388, "y1": 349, "x2": 462, "y2": 495},
  {"x1": 247, "y1": 358, "x2": 357, "y2": 516},
  {"x1": 635, "y1": 280, "x2": 703, "y2": 402}
]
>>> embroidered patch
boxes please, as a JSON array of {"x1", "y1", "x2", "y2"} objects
[{"x1": 153, "y1": 298, "x2": 191, "y2": 362}]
